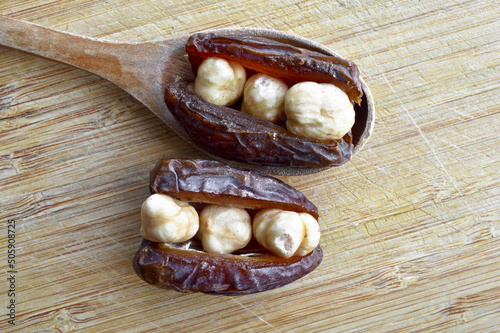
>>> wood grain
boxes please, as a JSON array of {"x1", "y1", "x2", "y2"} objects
[{"x1": 1, "y1": 0, "x2": 499, "y2": 332}]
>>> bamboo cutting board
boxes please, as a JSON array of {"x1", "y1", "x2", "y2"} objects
[{"x1": 1, "y1": 0, "x2": 499, "y2": 332}]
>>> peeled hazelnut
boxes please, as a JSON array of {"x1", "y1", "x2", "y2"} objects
[
  {"x1": 294, "y1": 213, "x2": 321, "y2": 256},
  {"x1": 285, "y1": 81, "x2": 355, "y2": 141},
  {"x1": 241, "y1": 73, "x2": 288, "y2": 122},
  {"x1": 253, "y1": 209, "x2": 320, "y2": 258},
  {"x1": 194, "y1": 57, "x2": 246, "y2": 106},
  {"x1": 140, "y1": 194, "x2": 199, "y2": 243},
  {"x1": 198, "y1": 204, "x2": 252, "y2": 254}
]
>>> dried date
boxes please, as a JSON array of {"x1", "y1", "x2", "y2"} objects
[
  {"x1": 133, "y1": 239, "x2": 322, "y2": 295},
  {"x1": 164, "y1": 80, "x2": 353, "y2": 169},
  {"x1": 133, "y1": 158, "x2": 323, "y2": 295}
]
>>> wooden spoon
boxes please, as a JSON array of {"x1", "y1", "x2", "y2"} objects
[{"x1": 0, "y1": 14, "x2": 374, "y2": 175}]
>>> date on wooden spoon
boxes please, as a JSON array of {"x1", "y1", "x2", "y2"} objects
[{"x1": 0, "y1": 15, "x2": 374, "y2": 175}]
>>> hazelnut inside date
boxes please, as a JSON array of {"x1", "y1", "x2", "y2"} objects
[
  {"x1": 132, "y1": 158, "x2": 323, "y2": 295},
  {"x1": 193, "y1": 56, "x2": 355, "y2": 142},
  {"x1": 140, "y1": 194, "x2": 320, "y2": 258},
  {"x1": 164, "y1": 32, "x2": 370, "y2": 171}
]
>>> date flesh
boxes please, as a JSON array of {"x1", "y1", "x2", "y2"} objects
[
  {"x1": 133, "y1": 158, "x2": 322, "y2": 294},
  {"x1": 133, "y1": 239, "x2": 323, "y2": 295},
  {"x1": 164, "y1": 81, "x2": 353, "y2": 169},
  {"x1": 150, "y1": 158, "x2": 318, "y2": 218},
  {"x1": 186, "y1": 32, "x2": 363, "y2": 104}
]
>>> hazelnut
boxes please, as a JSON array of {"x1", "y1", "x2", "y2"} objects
[
  {"x1": 284, "y1": 81, "x2": 355, "y2": 141},
  {"x1": 194, "y1": 57, "x2": 246, "y2": 106},
  {"x1": 198, "y1": 205, "x2": 252, "y2": 254},
  {"x1": 253, "y1": 209, "x2": 320, "y2": 258},
  {"x1": 294, "y1": 212, "x2": 321, "y2": 256},
  {"x1": 140, "y1": 194, "x2": 199, "y2": 243},
  {"x1": 241, "y1": 73, "x2": 288, "y2": 122}
]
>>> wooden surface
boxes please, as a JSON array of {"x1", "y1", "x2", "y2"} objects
[{"x1": 0, "y1": 0, "x2": 498, "y2": 332}]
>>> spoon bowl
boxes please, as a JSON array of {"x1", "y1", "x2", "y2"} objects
[{"x1": 0, "y1": 15, "x2": 374, "y2": 175}]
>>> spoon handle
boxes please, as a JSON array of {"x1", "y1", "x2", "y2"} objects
[
  {"x1": 0, "y1": 15, "x2": 130, "y2": 83},
  {"x1": 0, "y1": 14, "x2": 184, "y2": 118}
]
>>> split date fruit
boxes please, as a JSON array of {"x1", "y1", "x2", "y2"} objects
[
  {"x1": 163, "y1": 32, "x2": 369, "y2": 171},
  {"x1": 133, "y1": 158, "x2": 323, "y2": 295}
]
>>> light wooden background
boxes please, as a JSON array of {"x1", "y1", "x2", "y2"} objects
[{"x1": 1, "y1": 0, "x2": 499, "y2": 332}]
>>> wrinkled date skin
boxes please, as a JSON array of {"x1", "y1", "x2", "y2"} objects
[
  {"x1": 150, "y1": 154, "x2": 318, "y2": 218},
  {"x1": 133, "y1": 158, "x2": 323, "y2": 295},
  {"x1": 133, "y1": 240, "x2": 323, "y2": 295},
  {"x1": 186, "y1": 33, "x2": 363, "y2": 104},
  {"x1": 165, "y1": 81, "x2": 353, "y2": 169}
]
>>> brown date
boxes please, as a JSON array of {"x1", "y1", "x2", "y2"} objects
[
  {"x1": 164, "y1": 80, "x2": 353, "y2": 169},
  {"x1": 133, "y1": 239, "x2": 322, "y2": 295},
  {"x1": 186, "y1": 32, "x2": 363, "y2": 104},
  {"x1": 133, "y1": 158, "x2": 323, "y2": 295}
]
